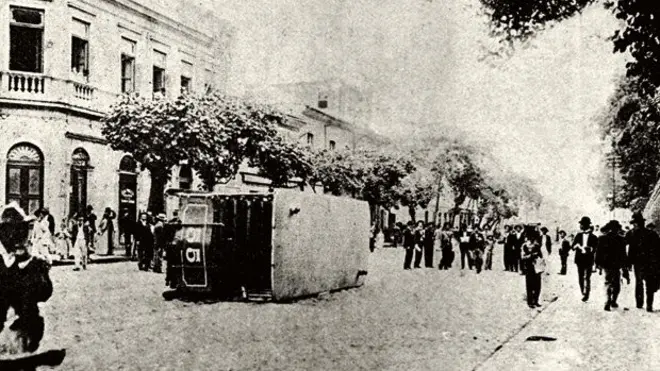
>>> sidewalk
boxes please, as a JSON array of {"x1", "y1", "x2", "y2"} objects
[
  {"x1": 476, "y1": 260, "x2": 660, "y2": 371},
  {"x1": 51, "y1": 251, "x2": 132, "y2": 267}
]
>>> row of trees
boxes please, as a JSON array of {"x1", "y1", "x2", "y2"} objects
[
  {"x1": 102, "y1": 92, "x2": 542, "y2": 229},
  {"x1": 478, "y1": 0, "x2": 660, "y2": 211}
]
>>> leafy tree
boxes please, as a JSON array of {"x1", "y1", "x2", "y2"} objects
[
  {"x1": 310, "y1": 148, "x2": 416, "y2": 221},
  {"x1": 103, "y1": 93, "x2": 313, "y2": 213},
  {"x1": 597, "y1": 76, "x2": 660, "y2": 211},
  {"x1": 396, "y1": 167, "x2": 437, "y2": 223},
  {"x1": 432, "y1": 142, "x2": 485, "y2": 221},
  {"x1": 102, "y1": 94, "x2": 223, "y2": 213},
  {"x1": 480, "y1": 0, "x2": 660, "y2": 211},
  {"x1": 480, "y1": 0, "x2": 660, "y2": 95}
]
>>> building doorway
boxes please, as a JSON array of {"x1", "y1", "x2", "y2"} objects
[
  {"x1": 118, "y1": 155, "x2": 137, "y2": 250},
  {"x1": 69, "y1": 148, "x2": 90, "y2": 217},
  {"x1": 6, "y1": 142, "x2": 43, "y2": 215}
]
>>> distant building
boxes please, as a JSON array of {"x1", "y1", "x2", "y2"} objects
[{"x1": 0, "y1": 1, "x2": 233, "y2": 239}]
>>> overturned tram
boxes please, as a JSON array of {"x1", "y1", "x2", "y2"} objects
[{"x1": 164, "y1": 189, "x2": 370, "y2": 302}]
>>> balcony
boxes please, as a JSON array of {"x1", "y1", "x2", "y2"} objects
[{"x1": 0, "y1": 70, "x2": 118, "y2": 117}]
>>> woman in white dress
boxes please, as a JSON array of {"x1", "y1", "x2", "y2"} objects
[
  {"x1": 54, "y1": 217, "x2": 71, "y2": 259},
  {"x1": 72, "y1": 216, "x2": 88, "y2": 270},
  {"x1": 29, "y1": 210, "x2": 53, "y2": 264}
]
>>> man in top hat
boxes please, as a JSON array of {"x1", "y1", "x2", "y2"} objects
[
  {"x1": 540, "y1": 227, "x2": 552, "y2": 256},
  {"x1": 595, "y1": 220, "x2": 629, "y2": 311},
  {"x1": 0, "y1": 202, "x2": 53, "y2": 354},
  {"x1": 625, "y1": 212, "x2": 660, "y2": 312},
  {"x1": 572, "y1": 216, "x2": 598, "y2": 302}
]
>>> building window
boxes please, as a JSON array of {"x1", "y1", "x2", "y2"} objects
[
  {"x1": 181, "y1": 60, "x2": 193, "y2": 94},
  {"x1": 179, "y1": 165, "x2": 192, "y2": 190},
  {"x1": 153, "y1": 50, "x2": 167, "y2": 98},
  {"x1": 120, "y1": 38, "x2": 136, "y2": 93},
  {"x1": 6, "y1": 143, "x2": 44, "y2": 215},
  {"x1": 203, "y1": 68, "x2": 214, "y2": 94},
  {"x1": 9, "y1": 7, "x2": 44, "y2": 73},
  {"x1": 328, "y1": 140, "x2": 336, "y2": 150},
  {"x1": 306, "y1": 133, "x2": 314, "y2": 146},
  {"x1": 71, "y1": 19, "x2": 90, "y2": 79},
  {"x1": 181, "y1": 76, "x2": 191, "y2": 94},
  {"x1": 318, "y1": 93, "x2": 328, "y2": 109}
]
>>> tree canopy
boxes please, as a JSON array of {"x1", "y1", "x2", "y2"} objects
[{"x1": 102, "y1": 93, "x2": 311, "y2": 213}]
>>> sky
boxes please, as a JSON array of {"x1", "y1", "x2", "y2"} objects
[{"x1": 168, "y1": 0, "x2": 627, "y2": 219}]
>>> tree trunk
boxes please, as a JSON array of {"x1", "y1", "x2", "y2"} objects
[
  {"x1": 148, "y1": 167, "x2": 169, "y2": 214},
  {"x1": 433, "y1": 192, "x2": 440, "y2": 225},
  {"x1": 408, "y1": 205, "x2": 416, "y2": 223}
]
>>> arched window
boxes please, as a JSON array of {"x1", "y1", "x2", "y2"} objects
[
  {"x1": 179, "y1": 165, "x2": 192, "y2": 190},
  {"x1": 70, "y1": 148, "x2": 90, "y2": 216},
  {"x1": 6, "y1": 142, "x2": 44, "y2": 215},
  {"x1": 119, "y1": 155, "x2": 137, "y2": 173}
]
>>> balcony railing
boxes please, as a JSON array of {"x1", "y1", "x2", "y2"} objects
[{"x1": 0, "y1": 70, "x2": 118, "y2": 116}]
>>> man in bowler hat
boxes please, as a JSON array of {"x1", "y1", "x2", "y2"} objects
[
  {"x1": 626, "y1": 212, "x2": 660, "y2": 312},
  {"x1": 572, "y1": 216, "x2": 598, "y2": 302}
]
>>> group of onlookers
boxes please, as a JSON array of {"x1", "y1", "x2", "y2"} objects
[
  {"x1": 395, "y1": 221, "x2": 497, "y2": 273},
  {"x1": 122, "y1": 210, "x2": 181, "y2": 275},
  {"x1": 27, "y1": 205, "x2": 117, "y2": 271}
]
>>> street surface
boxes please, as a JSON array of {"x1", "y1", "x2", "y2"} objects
[{"x1": 28, "y1": 245, "x2": 656, "y2": 370}]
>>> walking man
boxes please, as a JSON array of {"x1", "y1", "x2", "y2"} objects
[
  {"x1": 558, "y1": 230, "x2": 571, "y2": 275},
  {"x1": 595, "y1": 220, "x2": 629, "y2": 311},
  {"x1": 626, "y1": 212, "x2": 660, "y2": 312},
  {"x1": 572, "y1": 216, "x2": 598, "y2": 302}
]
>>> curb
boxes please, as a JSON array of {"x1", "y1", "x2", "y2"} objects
[{"x1": 51, "y1": 256, "x2": 132, "y2": 267}]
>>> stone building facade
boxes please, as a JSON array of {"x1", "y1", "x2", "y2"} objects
[{"x1": 0, "y1": 0, "x2": 232, "y2": 241}]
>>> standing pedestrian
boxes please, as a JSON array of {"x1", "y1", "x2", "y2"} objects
[
  {"x1": 438, "y1": 223, "x2": 454, "y2": 270},
  {"x1": 457, "y1": 224, "x2": 472, "y2": 270},
  {"x1": 85, "y1": 205, "x2": 97, "y2": 255},
  {"x1": 119, "y1": 208, "x2": 134, "y2": 258},
  {"x1": 540, "y1": 227, "x2": 552, "y2": 255},
  {"x1": 521, "y1": 235, "x2": 544, "y2": 308},
  {"x1": 402, "y1": 221, "x2": 415, "y2": 270},
  {"x1": 165, "y1": 210, "x2": 183, "y2": 288},
  {"x1": 134, "y1": 212, "x2": 154, "y2": 271},
  {"x1": 484, "y1": 234, "x2": 495, "y2": 270},
  {"x1": 71, "y1": 216, "x2": 88, "y2": 271},
  {"x1": 507, "y1": 224, "x2": 524, "y2": 273},
  {"x1": 152, "y1": 213, "x2": 166, "y2": 273},
  {"x1": 98, "y1": 207, "x2": 117, "y2": 256},
  {"x1": 470, "y1": 231, "x2": 486, "y2": 274},
  {"x1": 595, "y1": 220, "x2": 629, "y2": 311},
  {"x1": 502, "y1": 225, "x2": 512, "y2": 271},
  {"x1": 413, "y1": 221, "x2": 425, "y2": 269},
  {"x1": 54, "y1": 217, "x2": 71, "y2": 260},
  {"x1": 557, "y1": 230, "x2": 571, "y2": 275},
  {"x1": 423, "y1": 222, "x2": 435, "y2": 268},
  {"x1": 29, "y1": 209, "x2": 53, "y2": 264},
  {"x1": 572, "y1": 216, "x2": 598, "y2": 302},
  {"x1": 626, "y1": 212, "x2": 660, "y2": 312}
]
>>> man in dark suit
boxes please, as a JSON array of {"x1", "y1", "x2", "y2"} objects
[
  {"x1": 572, "y1": 216, "x2": 598, "y2": 302},
  {"x1": 134, "y1": 212, "x2": 154, "y2": 271},
  {"x1": 502, "y1": 225, "x2": 512, "y2": 271},
  {"x1": 558, "y1": 230, "x2": 571, "y2": 275},
  {"x1": 402, "y1": 221, "x2": 415, "y2": 270},
  {"x1": 506, "y1": 224, "x2": 525, "y2": 273},
  {"x1": 595, "y1": 220, "x2": 629, "y2": 311},
  {"x1": 626, "y1": 212, "x2": 660, "y2": 312}
]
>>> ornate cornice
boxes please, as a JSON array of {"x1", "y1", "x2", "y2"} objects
[{"x1": 65, "y1": 132, "x2": 108, "y2": 145}]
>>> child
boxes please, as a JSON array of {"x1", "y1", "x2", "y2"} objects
[{"x1": 71, "y1": 216, "x2": 88, "y2": 271}]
